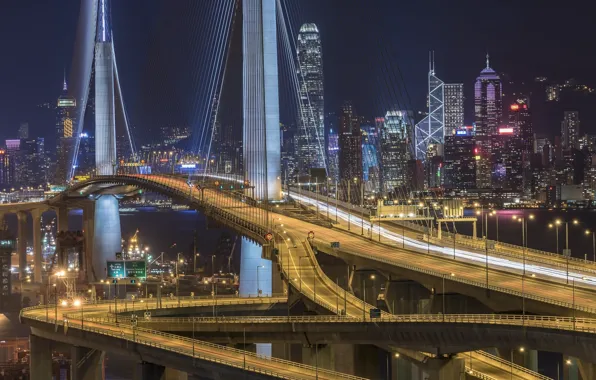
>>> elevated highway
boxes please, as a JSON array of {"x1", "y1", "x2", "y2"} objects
[
  {"x1": 107, "y1": 313, "x2": 596, "y2": 362},
  {"x1": 18, "y1": 174, "x2": 591, "y2": 378},
  {"x1": 21, "y1": 297, "x2": 365, "y2": 380}
]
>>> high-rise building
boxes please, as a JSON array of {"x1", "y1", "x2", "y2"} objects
[
  {"x1": 361, "y1": 122, "x2": 380, "y2": 193},
  {"x1": 561, "y1": 111, "x2": 580, "y2": 150},
  {"x1": 444, "y1": 83, "x2": 464, "y2": 132},
  {"x1": 546, "y1": 85, "x2": 560, "y2": 102},
  {"x1": 415, "y1": 55, "x2": 444, "y2": 161},
  {"x1": 443, "y1": 128, "x2": 476, "y2": 190},
  {"x1": 77, "y1": 132, "x2": 95, "y2": 176},
  {"x1": 338, "y1": 102, "x2": 362, "y2": 186},
  {"x1": 0, "y1": 149, "x2": 12, "y2": 188},
  {"x1": 509, "y1": 97, "x2": 532, "y2": 194},
  {"x1": 19, "y1": 138, "x2": 47, "y2": 187},
  {"x1": 327, "y1": 127, "x2": 339, "y2": 183},
  {"x1": 5, "y1": 140, "x2": 20, "y2": 185},
  {"x1": 18, "y1": 123, "x2": 29, "y2": 139},
  {"x1": 56, "y1": 77, "x2": 77, "y2": 184},
  {"x1": 474, "y1": 54, "x2": 503, "y2": 188},
  {"x1": 296, "y1": 23, "x2": 325, "y2": 174},
  {"x1": 380, "y1": 111, "x2": 413, "y2": 193}
]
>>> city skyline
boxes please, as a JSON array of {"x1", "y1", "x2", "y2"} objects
[{"x1": 1, "y1": 1, "x2": 595, "y2": 145}]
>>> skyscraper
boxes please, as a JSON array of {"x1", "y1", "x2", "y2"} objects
[
  {"x1": 561, "y1": 111, "x2": 580, "y2": 150},
  {"x1": 56, "y1": 77, "x2": 77, "y2": 184},
  {"x1": 443, "y1": 128, "x2": 476, "y2": 190},
  {"x1": 338, "y1": 102, "x2": 362, "y2": 186},
  {"x1": 327, "y1": 127, "x2": 339, "y2": 183},
  {"x1": 474, "y1": 54, "x2": 503, "y2": 188},
  {"x1": 444, "y1": 84, "x2": 464, "y2": 132},
  {"x1": 296, "y1": 23, "x2": 325, "y2": 174},
  {"x1": 415, "y1": 55, "x2": 444, "y2": 161},
  {"x1": 509, "y1": 97, "x2": 532, "y2": 194},
  {"x1": 381, "y1": 111, "x2": 412, "y2": 192}
]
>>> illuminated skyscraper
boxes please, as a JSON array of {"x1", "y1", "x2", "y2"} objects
[
  {"x1": 509, "y1": 97, "x2": 532, "y2": 194},
  {"x1": 444, "y1": 83, "x2": 464, "y2": 133},
  {"x1": 56, "y1": 76, "x2": 77, "y2": 184},
  {"x1": 381, "y1": 111, "x2": 413, "y2": 192},
  {"x1": 561, "y1": 111, "x2": 580, "y2": 150},
  {"x1": 338, "y1": 102, "x2": 362, "y2": 185},
  {"x1": 474, "y1": 54, "x2": 502, "y2": 188},
  {"x1": 296, "y1": 23, "x2": 325, "y2": 174},
  {"x1": 415, "y1": 54, "x2": 444, "y2": 161}
]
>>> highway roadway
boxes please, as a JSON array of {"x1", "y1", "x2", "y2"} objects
[
  {"x1": 140, "y1": 175, "x2": 552, "y2": 380},
  {"x1": 140, "y1": 174, "x2": 596, "y2": 314},
  {"x1": 22, "y1": 297, "x2": 365, "y2": 380}
]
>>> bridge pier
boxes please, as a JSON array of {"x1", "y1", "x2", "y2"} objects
[
  {"x1": 70, "y1": 346, "x2": 105, "y2": 380},
  {"x1": 133, "y1": 362, "x2": 188, "y2": 380},
  {"x1": 56, "y1": 205, "x2": 69, "y2": 232},
  {"x1": 17, "y1": 211, "x2": 27, "y2": 280},
  {"x1": 29, "y1": 334, "x2": 53, "y2": 380},
  {"x1": 32, "y1": 209, "x2": 43, "y2": 283},
  {"x1": 351, "y1": 270, "x2": 386, "y2": 307},
  {"x1": 421, "y1": 356, "x2": 465, "y2": 380},
  {"x1": 92, "y1": 195, "x2": 121, "y2": 282},
  {"x1": 82, "y1": 202, "x2": 96, "y2": 280},
  {"x1": 385, "y1": 280, "x2": 431, "y2": 314}
]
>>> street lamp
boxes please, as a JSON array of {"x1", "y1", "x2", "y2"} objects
[
  {"x1": 73, "y1": 298, "x2": 83, "y2": 329},
  {"x1": 175, "y1": 254, "x2": 184, "y2": 307},
  {"x1": 586, "y1": 230, "x2": 595, "y2": 262},
  {"x1": 256, "y1": 265, "x2": 264, "y2": 297}
]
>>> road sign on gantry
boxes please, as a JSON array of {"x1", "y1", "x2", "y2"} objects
[{"x1": 107, "y1": 261, "x2": 125, "y2": 278}]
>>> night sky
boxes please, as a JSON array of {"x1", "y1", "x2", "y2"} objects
[{"x1": 0, "y1": 0, "x2": 594, "y2": 146}]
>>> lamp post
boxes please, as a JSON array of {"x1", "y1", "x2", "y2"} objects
[
  {"x1": 194, "y1": 252, "x2": 200, "y2": 273},
  {"x1": 586, "y1": 230, "x2": 596, "y2": 262},
  {"x1": 73, "y1": 298, "x2": 83, "y2": 329},
  {"x1": 176, "y1": 253, "x2": 184, "y2": 307},
  {"x1": 256, "y1": 265, "x2": 264, "y2": 297}
]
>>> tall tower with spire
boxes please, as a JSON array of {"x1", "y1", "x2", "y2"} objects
[
  {"x1": 474, "y1": 53, "x2": 503, "y2": 189},
  {"x1": 55, "y1": 73, "x2": 76, "y2": 184},
  {"x1": 415, "y1": 51, "x2": 444, "y2": 161}
]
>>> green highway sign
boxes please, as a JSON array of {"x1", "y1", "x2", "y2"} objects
[
  {"x1": 107, "y1": 261, "x2": 125, "y2": 278},
  {"x1": 106, "y1": 260, "x2": 147, "y2": 279},
  {"x1": 125, "y1": 261, "x2": 147, "y2": 279}
]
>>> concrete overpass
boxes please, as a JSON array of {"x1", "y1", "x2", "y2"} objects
[
  {"x1": 21, "y1": 296, "x2": 368, "y2": 380},
  {"x1": 12, "y1": 174, "x2": 594, "y2": 378},
  {"x1": 106, "y1": 314, "x2": 596, "y2": 363}
]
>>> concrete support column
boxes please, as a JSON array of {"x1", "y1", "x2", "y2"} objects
[
  {"x1": 133, "y1": 362, "x2": 165, "y2": 380},
  {"x1": 524, "y1": 349, "x2": 538, "y2": 373},
  {"x1": 437, "y1": 221, "x2": 442, "y2": 240},
  {"x1": 423, "y1": 356, "x2": 465, "y2": 380},
  {"x1": 29, "y1": 334, "x2": 53, "y2": 380},
  {"x1": 17, "y1": 211, "x2": 27, "y2": 280},
  {"x1": 164, "y1": 368, "x2": 188, "y2": 380},
  {"x1": 473, "y1": 221, "x2": 477, "y2": 240},
  {"x1": 92, "y1": 196, "x2": 121, "y2": 282},
  {"x1": 56, "y1": 206, "x2": 68, "y2": 232},
  {"x1": 31, "y1": 209, "x2": 43, "y2": 284},
  {"x1": 563, "y1": 356, "x2": 579, "y2": 380},
  {"x1": 385, "y1": 280, "x2": 431, "y2": 314},
  {"x1": 70, "y1": 346, "x2": 105, "y2": 380},
  {"x1": 82, "y1": 202, "x2": 96, "y2": 282}
]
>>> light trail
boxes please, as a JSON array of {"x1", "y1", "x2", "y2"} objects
[{"x1": 291, "y1": 193, "x2": 596, "y2": 287}]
